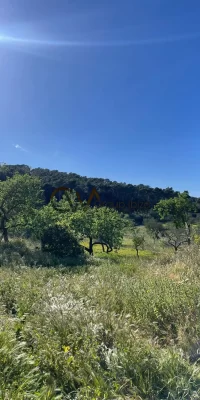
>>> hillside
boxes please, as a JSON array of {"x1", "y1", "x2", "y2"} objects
[{"x1": 0, "y1": 163, "x2": 193, "y2": 213}]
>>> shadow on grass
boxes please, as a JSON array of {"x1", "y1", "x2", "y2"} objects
[
  {"x1": 0, "y1": 239, "x2": 159, "y2": 271},
  {"x1": 0, "y1": 239, "x2": 87, "y2": 269}
]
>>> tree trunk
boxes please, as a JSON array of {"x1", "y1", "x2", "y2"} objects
[
  {"x1": 92, "y1": 241, "x2": 113, "y2": 254},
  {"x1": 89, "y1": 237, "x2": 93, "y2": 255},
  {"x1": 84, "y1": 237, "x2": 93, "y2": 255},
  {"x1": 185, "y1": 222, "x2": 191, "y2": 245},
  {"x1": 3, "y1": 228, "x2": 8, "y2": 242},
  {"x1": 1, "y1": 218, "x2": 8, "y2": 242},
  {"x1": 136, "y1": 249, "x2": 139, "y2": 258}
]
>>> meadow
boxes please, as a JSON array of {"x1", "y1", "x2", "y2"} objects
[{"x1": 0, "y1": 233, "x2": 200, "y2": 399}]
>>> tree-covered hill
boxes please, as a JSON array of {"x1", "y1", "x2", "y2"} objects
[{"x1": 0, "y1": 164, "x2": 199, "y2": 220}]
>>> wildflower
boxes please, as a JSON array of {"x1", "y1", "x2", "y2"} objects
[{"x1": 62, "y1": 346, "x2": 70, "y2": 353}]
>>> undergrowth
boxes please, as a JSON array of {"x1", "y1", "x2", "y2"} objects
[{"x1": 0, "y1": 243, "x2": 200, "y2": 398}]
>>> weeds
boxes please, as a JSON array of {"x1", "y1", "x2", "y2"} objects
[{"x1": 0, "y1": 242, "x2": 200, "y2": 398}]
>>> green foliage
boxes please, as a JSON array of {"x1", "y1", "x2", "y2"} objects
[
  {"x1": 68, "y1": 205, "x2": 95, "y2": 239},
  {"x1": 41, "y1": 225, "x2": 83, "y2": 257},
  {"x1": 0, "y1": 164, "x2": 181, "y2": 215},
  {"x1": 0, "y1": 173, "x2": 43, "y2": 241},
  {"x1": 31, "y1": 203, "x2": 60, "y2": 239},
  {"x1": 132, "y1": 228, "x2": 145, "y2": 257},
  {"x1": 154, "y1": 191, "x2": 195, "y2": 228},
  {"x1": 2, "y1": 166, "x2": 200, "y2": 397},
  {"x1": 67, "y1": 206, "x2": 126, "y2": 254},
  {"x1": 94, "y1": 207, "x2": 126, "y2": 249},
  {"x1": 25, "y1": 187, "x2": 127, "y2": 257},
  {"x1": 51, "y1": 189, "x2": 83, "y2": 214},
  {"x1": 144, "y1": 218, "x2": 165, "y2": 241}
]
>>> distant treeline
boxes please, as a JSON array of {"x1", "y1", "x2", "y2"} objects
[{"x1": 0, "y1": 164, "x2": 199, "y2": 224}]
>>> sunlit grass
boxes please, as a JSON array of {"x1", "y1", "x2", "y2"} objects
[
  {"x1": 0, "y1": 237, "x2": 199, "y2": 398},
  {"x1": 96, "y1": 247, "x2": 156, "y2": 259},
  {"x1": 0, "y1": 248, "x2": 200, "y2": 398},
  {"x1": 81, "y1": 234, "x2": 166, "y2": 259}
]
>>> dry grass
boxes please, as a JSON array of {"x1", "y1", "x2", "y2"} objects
[{"x1": 0, "y1": 241, "x2": 200, "y2": 398}]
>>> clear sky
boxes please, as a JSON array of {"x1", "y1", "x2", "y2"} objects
[{"x1": 1, "y1": 0, "x2": 200, "y2": 196}]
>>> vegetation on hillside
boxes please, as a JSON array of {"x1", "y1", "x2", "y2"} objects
[
  {"x1": 0, "y1": 167, "x2": 200, "y2": 398},
  {"x1": 0, "y1": 164, "x2": 188, "y2": 217}
]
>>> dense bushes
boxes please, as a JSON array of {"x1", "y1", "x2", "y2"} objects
[{"x1": 41, "y1": 225, "x2": 83, "y2": 257}]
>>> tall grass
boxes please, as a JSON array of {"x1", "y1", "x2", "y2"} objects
[{"x1": 0, "y1": 242, "x2": 200, "y2": 398}]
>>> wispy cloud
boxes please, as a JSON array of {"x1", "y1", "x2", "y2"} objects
[
  {"x1": 1, "y1": 31, "x2": 200, "y2": 48},
  {"x1": 13, "y1": 144, "x2": 28, "y2": 152}
]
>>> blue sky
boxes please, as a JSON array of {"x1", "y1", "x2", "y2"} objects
[{"x1": 1, "y1": 0, "x2": 200, "y2": 196}]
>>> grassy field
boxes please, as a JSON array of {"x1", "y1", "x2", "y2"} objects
[
  {"x1": 81, "y1": 228, "x2": 172, "y2": 261},
  {"x1": 0, "y1": 237, "x2": 200, "y2": 399}
]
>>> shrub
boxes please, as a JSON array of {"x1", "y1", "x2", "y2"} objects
[{"x1": 41, "y1": 225, "x2": 83, "y2": 257}]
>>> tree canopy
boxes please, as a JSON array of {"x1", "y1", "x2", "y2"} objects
[
  {"x1": 0, "y1": 174, "x2": 43, "y2": 242},
  {"x1": 154, "y1": 192, "x2": 196, "y2": 245},
  {"x1": 0, "y1": 164, "x2": 183, "y2": 217},
  {"x1": 154, "y1": 192, "x2": 195, "y2": 228},
  {"x1": 63, "y1": 204, "x2": 126, "y2": 255}
]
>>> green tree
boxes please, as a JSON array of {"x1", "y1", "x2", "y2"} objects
[
  {"x1": 31, "y1": 189, "x2": 85, "y2": 240},
  {"x1": 154, "y1": 191, "x2": 195, "y2": 245},
  {"x1": 31, "y1": 203, "x2": 60, "y2": 239},
  {"x1": 48, "y1": 189, "x2": 127, "y2": 255},
  {"x1": 93, "y1": 207, "x2": 126, "y2": 252},
  {"x1": 0, "y1": 174, "x2": 43, "y2": 242},
  {"x1": 68, "y1": 206, "x2": 126, "y2": 255},
  {"x1": 132, "y1": 228, "x2": 145, "y2": 258}
]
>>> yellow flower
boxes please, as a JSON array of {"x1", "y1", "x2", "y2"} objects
[{"x1": 62, "y1": 346, "x2": 70, "y2": 353}]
